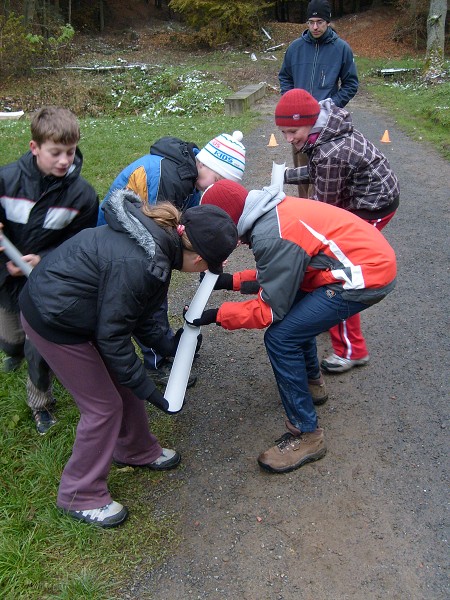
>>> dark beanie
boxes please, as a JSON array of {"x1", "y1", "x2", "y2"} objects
[
  {"x1": 200, "y1": 179, "x2": 248, "y2": 226},
  {"x1": 181, "y1": 205, "x2": 238, "y2": 274},
  {"x1": 275, "y1": 89, "x2": 320, "y2": 128},
  {"x1": 307, "y1": 0, "x2": 332, "y2": 22}
]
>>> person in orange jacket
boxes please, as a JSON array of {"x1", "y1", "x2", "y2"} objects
[{"x1": 192, "y1": 179, "x2": 397, "y2": 474}]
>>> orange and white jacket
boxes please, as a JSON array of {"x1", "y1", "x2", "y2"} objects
[{"x1": 217, "y1": 185, "x2": 397, "y2": 330}]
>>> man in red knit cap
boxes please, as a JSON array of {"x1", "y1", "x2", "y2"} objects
[
  {"x1": 196, "y1": 179, "x2": 397, "y2": 473},
  {"x1": 275, "y1": 88, "x2": 399, "y2": 375}
]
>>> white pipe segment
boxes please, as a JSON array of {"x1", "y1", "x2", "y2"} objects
[
  {"x1": 0, "y1": 233, "x2": 33, "y2": 277},
  {"x1": 164, "y1": 270, "x2": 219, "y2": 413},
  {"x1": 271, "y1": 161, "x2": 286, "y2": 192}
]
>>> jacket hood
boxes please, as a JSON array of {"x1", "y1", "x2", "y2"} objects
[
  {"x1": 303, "y1": 99, "x2": 353, "y2": 151},
  {"x1": 237, "y1": 185, "x2": 286, "y2": 239},
  {"x1": 103, "y1": 188, "x2": 183, "y2": 269}
]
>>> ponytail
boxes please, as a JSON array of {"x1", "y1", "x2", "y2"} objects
[{"x1": 140, "y1": 200, "x2": 194, "y2": 252}]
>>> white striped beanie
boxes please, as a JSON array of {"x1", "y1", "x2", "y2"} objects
[{"x1": 196, "y1": 131, "x2": 246, "y2": 182}]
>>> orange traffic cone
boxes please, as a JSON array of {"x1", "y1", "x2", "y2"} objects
[
  {"x1": 381, "y1": 130, "x2": 391, "y2": 143},
  {"x1": 267, "y1": 133, "x2": 278, "y2": 147}
]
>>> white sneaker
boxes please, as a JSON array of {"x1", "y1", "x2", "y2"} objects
[
  {"x1": 65, "y1": 500, "x2": 128, "y2": 528},
  {"x1": 321, "y1": 353, "x2": 369, "y2": 373}
]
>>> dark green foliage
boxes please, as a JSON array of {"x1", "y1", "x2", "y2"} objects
[{"x1": 169, "y1": 0, "x2": 271, "y2": 47}]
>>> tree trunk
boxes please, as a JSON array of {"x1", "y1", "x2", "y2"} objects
[
  {"x1": 23, "y1": 0, "x2": 35, "y2": 27},
  {"x1": 425, "y1": 0, "x2": 447, "y2": 79},
  {"x1": 99, "y1": 0, "x2": 104, "y2": 31}
]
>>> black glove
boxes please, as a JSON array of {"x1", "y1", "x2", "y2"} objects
[
  {"x1": 240, "y1": 281, "x2": 260, "y2": 295},
  {"x1": 213, "y1": 273, "x2": 233, "y2": 291},
  {"x1": 191, "y1": 308, "x2": 219, "y2": 327},
  {"x1": 147, "y1": 387, "x2": 170, "y2": 413}
]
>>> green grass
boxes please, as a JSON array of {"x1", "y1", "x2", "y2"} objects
[
  {"x1": 356, "y1": 56, "x2": 450, "y2": 159},
  {"x1": 0, "y1": 365, "x2": 183, "y2": 599}
]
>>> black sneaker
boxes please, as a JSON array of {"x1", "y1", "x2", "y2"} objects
[
  {"x1": 3, "y1": 355, "x2": 24, "y2": 373},
  {"x1": 149, "y1": 362, "x2": 197, "y2": 389},
  {"x1": 33, "y1": 408, "x2": 57, "y2": 435}
]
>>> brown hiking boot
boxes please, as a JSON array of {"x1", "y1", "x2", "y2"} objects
[
  {"x1": 257, "y1": 428, "x2": 326, "y2": 473},
  {"x1": 308, "y1": 376, "x2": 328, "y2": 406}
]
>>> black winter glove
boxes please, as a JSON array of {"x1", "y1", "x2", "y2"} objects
[
  {"x1": 191, "y1": 308, "x2": 219, "y2": 327},
  {"x1": 240, "y1": 281, "x2": 260, "y2": 295},
  {"x1": 213, "y1": 273, "x2": 234, "y2": 291},
  {"x1": 147, "y1": 387, "x2": 170, "y2": 413}
]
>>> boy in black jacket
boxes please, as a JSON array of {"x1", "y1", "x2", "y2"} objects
[{"x1": 0, "y1": 106, "x2": 99, "y2": 433}]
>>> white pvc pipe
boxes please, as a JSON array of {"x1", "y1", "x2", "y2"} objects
[
  {"x1": 0, "y1": 233, "x2": 33, "y2": 277},
  {"x1": 164, "y1": 270, "x2": 219, "y2": 413},
  {"x1": 271, "y1": 161, "x2": 286, "y2": 192}
]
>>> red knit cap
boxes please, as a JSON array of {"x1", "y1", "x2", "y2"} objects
[
  {"x1": 275, "y1": 89, "x2": 320, "y2": 128},
  {"x1": 200, "y1": 179, "x2": 248, "y2": 225}
]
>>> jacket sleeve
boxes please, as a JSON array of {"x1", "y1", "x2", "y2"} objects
[
  {"x1": 95, "y1": 265, "x2": 159, "y2": 400},
  {"x1": 217, "y1": 237, "x2": 310, "y2": 330},
  {"x1": 278, "y1": 45, "x2": 295, "y2": 94},
  {"x1": 285, "y1": 166, "x2": 310, "y2": 184},
  {"x1": 330, "y1": 43, "x2": 359, "y2": 108}
]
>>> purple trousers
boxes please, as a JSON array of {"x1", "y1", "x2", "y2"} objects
[{"x1": 21, "y1": 316, "x2": 162, "y2": 511}]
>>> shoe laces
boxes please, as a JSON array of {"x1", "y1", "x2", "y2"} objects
[{"x1": 274, "y1": 432, "x2": 301, "y2": 451}]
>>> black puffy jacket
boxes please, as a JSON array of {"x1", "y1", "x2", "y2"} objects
[
  {"x1": 19, "y1": 189, "x2": 183, "y2": 400},
  {"x1": 0, "y1": 148, "x2": 98, "y2": 304}
]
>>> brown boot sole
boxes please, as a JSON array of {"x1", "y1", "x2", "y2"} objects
[{"x1": 257, "y1": 446, "x2": 327, "y2": 474}]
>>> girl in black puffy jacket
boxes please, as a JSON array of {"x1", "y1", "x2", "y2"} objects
[{"x1": 19, "y1": 189, "x2": 237, "y2": 528}]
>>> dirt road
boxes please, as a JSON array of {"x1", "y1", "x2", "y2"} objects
[{"x1": 128, "y1": 93, "x2": 449, "y2": 600}]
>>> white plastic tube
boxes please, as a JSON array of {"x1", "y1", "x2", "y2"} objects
[
  {"x1": 164, "y1": 270, "x2": 219, "y2": 413},
  {"x1": 271, "y1": 161, "x2": 286, "y2": 192},
  {"x1": 0, "y1": 233, "x2": 33, "y2": 277}
]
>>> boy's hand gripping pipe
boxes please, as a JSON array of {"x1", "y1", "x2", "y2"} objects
[
  {"x1": 164, "y1": 270, "x2": 219, "y2": 413},
  {"x1": 0, "y1": 233, "x2": 33, "y2": 277}
]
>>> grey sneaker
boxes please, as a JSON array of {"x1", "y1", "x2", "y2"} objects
[
  {"x1": 114, "y1": 448, "x2": 181, "y2": 471},
  {"x1": 64, "y1": 500, "x2": 128, "y2": 528},
  {"x1": 33, "y1": 407, "x2": 57, "y2": 435},
  {"x1": 321, "y1": 353, "x2": 369, "y2": 373}
]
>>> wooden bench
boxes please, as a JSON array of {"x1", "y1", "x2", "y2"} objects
[{"x1": 224, "y1": 82, "x2": 267, "y2": 116}]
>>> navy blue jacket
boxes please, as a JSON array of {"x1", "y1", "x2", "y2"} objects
[{"x1": 278, "y1": 27, "x2": 358, "y2": 107}]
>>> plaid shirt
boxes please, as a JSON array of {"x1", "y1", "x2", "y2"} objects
[{"x1": 285, "y1": 102, "x2": 400, "y2": 219}]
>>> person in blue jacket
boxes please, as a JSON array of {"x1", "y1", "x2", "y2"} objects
[
  {"x1": 97, "y1": 132, "x2": 246, "y2": 388},
  {"x1": 278, "y1": 0, "x2": 358, "y2": 196}
]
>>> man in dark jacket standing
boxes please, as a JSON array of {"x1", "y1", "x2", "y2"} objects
[{"x1": 278, "y1": 0, "x2": 358, "y2": 196}]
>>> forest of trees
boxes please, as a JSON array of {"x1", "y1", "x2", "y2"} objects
[{"x1": 0, "y1": 0, "x2": 447, "y2": 73}]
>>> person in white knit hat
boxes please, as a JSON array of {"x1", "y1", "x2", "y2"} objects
[{"x1": 195, "y1": 131, "x2": 246, "y2": 191}]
